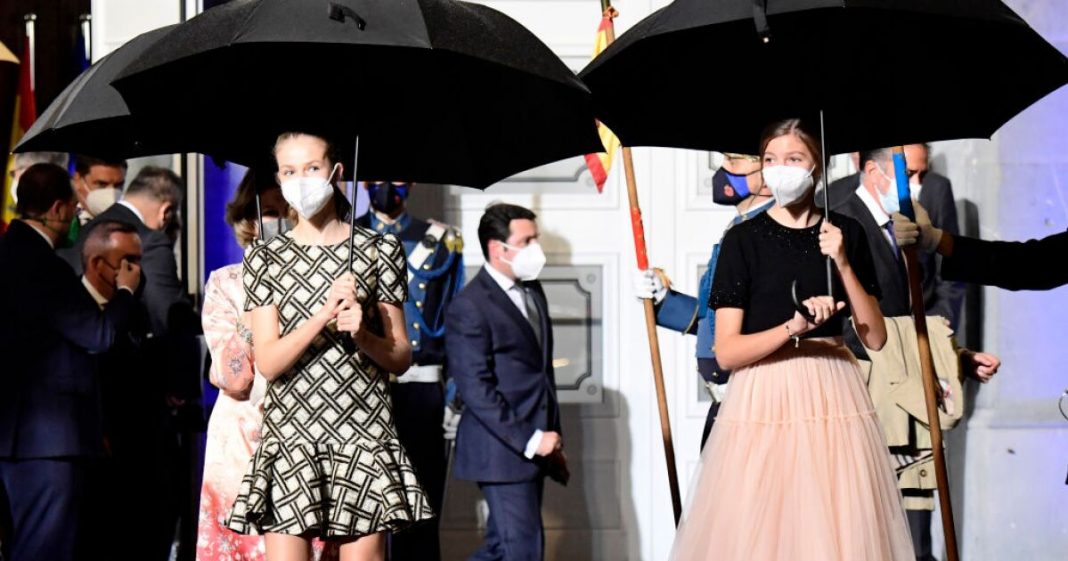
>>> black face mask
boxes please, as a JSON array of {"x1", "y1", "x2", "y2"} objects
[
  {"x1": 368, "y1": 182, "x2": 410, "y2": 215},
  {"x1": 711, "y1": 167, "x2": 754, "y2": 206}
]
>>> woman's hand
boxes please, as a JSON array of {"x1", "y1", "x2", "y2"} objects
[
  {"x1": 336, "y1": 304, "x2": 364, "y2": 339},
  {"x1": 314, "y1": 272, "x2": 357, "y2": 323},
  {"x1": 788, "y1": 296, "x2": 846, "y2": 335},
  {"x1": 819, "y1": 220, "x2": 849, "y2": 269}
]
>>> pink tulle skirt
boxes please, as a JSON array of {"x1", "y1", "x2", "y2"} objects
[{"x1": 670, "y1": 339, "x2": 914, "y2": 561}]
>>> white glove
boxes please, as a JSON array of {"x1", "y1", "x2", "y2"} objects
[
  {"x1": 443, "y1": 406, "x2": 461, "y2": 441},
  {"x1": 632, "y1": 268, "x2": 668, "y2": 304},
  {"x1": 892, "y1": 200, "x2": 942, "y2": 254}
]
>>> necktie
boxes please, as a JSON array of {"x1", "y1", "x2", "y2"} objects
[
  {"x1": 521, "y1": 285, "x2": 543, "y2": 346},
  {"x1": 885, "y1": 220, "x2": 901, "y2": 259}
]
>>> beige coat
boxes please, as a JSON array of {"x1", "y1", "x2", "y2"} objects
[{"x1": 855, "y1": 316, "x2": 965, "y2": 509}]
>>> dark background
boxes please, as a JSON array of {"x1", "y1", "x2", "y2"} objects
[{"x1": 0, "y1": 0, "x2": 91, "y2": 157}]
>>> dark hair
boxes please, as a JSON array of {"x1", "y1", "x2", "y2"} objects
[
  {"x1": 478, "y1": 203, "x2": 537, "y2": 259},
  {"x1": 14, "y1": 151, "x2": 69, "y2": 171},
  {"x1": 15, "y1": 163, "x2": 74, "y2": 217},
  {"x1": 74, "y1": 154, "x2": 128, "y2": 176},
  {"x1": 124, "y1": 166, "x2": 183, "y2": 205},
  {"x1": 225, "y1": 168, "x2": 281, "y2": 247},
  {"x1": 759, "y1": 118, "x2": 824, "y2": 185},
  {"x1": 858, "y1": 148, "x2": 892, "y2": 171},
  {"x1": 81, "y1": 220, "x2": 138, "y2": 269},
  {"x1": 272, "y1": 132, "x2": 350, "y2": 221}
]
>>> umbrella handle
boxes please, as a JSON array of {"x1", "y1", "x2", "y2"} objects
[
  {"x1": 255, "y1": 191, "x2": 264, "y2": 242},
  {"x1": 752, "y1": 0, "x2": 771, "y2": 43},
  {"x1": 328, "y1": 3, "x2": 366, "y2": 30}
]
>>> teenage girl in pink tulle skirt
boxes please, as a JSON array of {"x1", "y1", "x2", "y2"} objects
[{"x1": 670, "y1": 119, "x2": 914, "y2": 561}]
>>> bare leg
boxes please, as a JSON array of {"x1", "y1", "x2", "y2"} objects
[
  {"x1": 265, "y1": 532, "x2": 313, "y2": 561},
  {"x1": 337, "y1": 531, "x2": 386, "y2": 561}
]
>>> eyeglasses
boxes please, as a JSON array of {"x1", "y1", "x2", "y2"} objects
[{"x1": 723, "y1": 153, "x2": 761, "y2": 163}]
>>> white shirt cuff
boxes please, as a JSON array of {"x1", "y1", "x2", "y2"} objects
[{"x1": 523, "y1": 429, "x2": 544, "y2": 459}]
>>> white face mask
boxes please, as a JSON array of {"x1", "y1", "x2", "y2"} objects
[
  {"x1": 9, "y1": 179, "x2": 18, "y2": 205},
  {"x1": 873, "y1": 164, "x2": 902, "y2": 214},
  {"x1": 762, "y1": 165, "x2": 815, "y2": 208},
  {"x1": 280, "y1": 163, "x2": 340, "y2": 219},
  {"x1": 501, "y1": 240, "x2": 547, "y2": 281},
  {"x1": 259, "y1": 217, "x2": 293, "y2": 240},
  {"x1": 85, "y1": 187, "x2": 123, "y2": 217}
]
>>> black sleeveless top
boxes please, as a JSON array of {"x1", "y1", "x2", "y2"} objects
[{"x1": 709, "y1": 211, "x2": 881, "y2": 339}]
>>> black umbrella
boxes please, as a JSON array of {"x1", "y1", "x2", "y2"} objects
[
  {"x1": 111, "y1": 0, "x2": 602, "y2": 189},
  {"x1": 580, "y1": 0, "x2": 1068, "y2": 156},
  {"x1": 14, "y1": 26, "x2": 180, "y2": 159}
]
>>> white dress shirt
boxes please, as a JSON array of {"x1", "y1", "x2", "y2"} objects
[
  {"x1": 28, "y1": 222, "x2": 55, "y2": 249},
  {"x1": 855, "y1": 182, "x2": 896, "y2": 250},
  {"x1": 117, "y1": 200, "x2": 145, "y2": 225},
  {"x1": 483, "y1": 262, "x2": 530, "y2": 319},
  {"x1": 82, "y1": 276, "x2": 109, "y2": 310}
]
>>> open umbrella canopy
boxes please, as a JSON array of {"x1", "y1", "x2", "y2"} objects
[
  {"x1": 580, "y1": 0, "x2": 1068, "y2": 155},
  {"x1": 14, "y1": 26, "x2": 180, "y2": 159},
  {"x1": 111, "y1": 0, "x2": 602, "y2": 189}
]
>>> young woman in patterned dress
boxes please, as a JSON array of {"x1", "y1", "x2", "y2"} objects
[
  {"x1": 197, "y1": 169, "x2": 340, "y2": 561},
  {"x1": 227, "y1": 133, "x2": 434, "y2": 561}
]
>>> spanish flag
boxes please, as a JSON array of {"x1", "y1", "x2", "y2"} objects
[
  {"x1": 584, "y1": 15, "x2": 620, "y2": 194},
  {"x1": 2, "y1": 37, "x2": 35, "y2": 234}
]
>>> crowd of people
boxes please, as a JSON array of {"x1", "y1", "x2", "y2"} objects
[{"x1": 2, "y1": 117, "x2": 1066, "y2": 561}]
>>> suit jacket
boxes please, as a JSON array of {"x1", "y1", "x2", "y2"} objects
[
  {"x1": 0, "y1": 220, "x2": 135, "y2": 458},
  {"x1": 942, "y1": 229, "x2": 1068, "y2": 291},
  {"x1": 835, "y1": 192, "x2": 911, "y2": 317},
  {"x1": 825, "y1": 172, "x2": 964, "y2": 326},
  {"x1": 446, "y1": 267, "x2": 559, "y2": 483},
  {"x1": 61, "y1": 203, "x2": 202, "y2": 401},
  {"x1": 832, "y1": 192, "x2": 910, "y2": 360}
]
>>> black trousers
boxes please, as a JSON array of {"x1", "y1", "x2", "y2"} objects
[
  {"x1": 389, "y1": 381, "x2": 446, "y2": 561},
  {"x1": 907, "y1": 509, "x2": 936, "y2": 561}
]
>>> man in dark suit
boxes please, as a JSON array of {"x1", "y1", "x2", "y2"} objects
[
  {"x1": 61, "y1": 165, "x2": 201, "y2": 561},
  {"x1": 833, "y1": 149, "x2": 983, "y2": 561},
  {"x1": 823, "y1": 144, "x2": 964, "y2": 328},
  {"x1": 0, "y1": 164, "x2": 140, "y2": 561},
  {"x1": 445, "y1": 203, "x2": 566, "y2": 561}
]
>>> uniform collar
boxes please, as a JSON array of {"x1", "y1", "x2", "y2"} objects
[
  {"x1": 370, "y1": 211, "x2": 411, "y2": 235},
  {"x1": 735, "y1": 198, "x2": 775, "y2": 224}
]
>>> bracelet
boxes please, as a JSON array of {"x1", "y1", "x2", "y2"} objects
[{"x1": 784, "y1": 322, "x2": 800, "y2": 348}]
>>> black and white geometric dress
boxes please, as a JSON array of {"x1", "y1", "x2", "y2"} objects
[{"x1": 227, "y1": 227, "x2": 434, "y2": 538}]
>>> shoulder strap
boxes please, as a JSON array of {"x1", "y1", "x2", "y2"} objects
[{"x1": 406, "y1": 222, "x2": 447, "y2": 283}]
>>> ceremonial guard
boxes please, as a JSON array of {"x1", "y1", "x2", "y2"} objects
[
  {"x1": 356, "y1": 181, "x2": 464, "y2": 561},
  {"x1": 634, "y1": 154, "x2": 774, "y2": 448}
]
